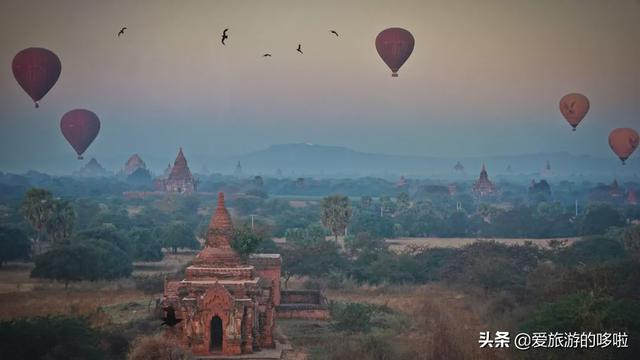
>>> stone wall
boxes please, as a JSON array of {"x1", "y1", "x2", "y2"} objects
[
  {"x1": 276, "y1": 290, "x2": 329, "y2": 320},
  {"x1": 280, "y1": 290, "x2": 322, "y2": 305},
  {"x1": 249, "y1": 254, "x2": 281, "y2": 305}
]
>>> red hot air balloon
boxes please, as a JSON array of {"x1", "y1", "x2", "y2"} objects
[
  {"x1": 60, "y1": 109, "x2": 101, "y2": 160},
  {"x1": 12, "y1": 48, "x2": 61, "y2": 108},
  {"x1": 608, "y1": 128, "x2": 639, "y2": 165},
  {"x1": 559, "y1": 93, "x2": 589, "y2": 131},
  {"x1": 375, "y1": 28, "x2": 414, "y2": 77}
]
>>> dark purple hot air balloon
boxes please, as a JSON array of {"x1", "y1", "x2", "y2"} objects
[
  {"x1": 60, "y1": 109, "x2": 101, "y2": 160},
  {"x1": 375, "y1": 28, "x2": 415, "y2": 77},
  {"x1": 12, "y1": 48, "x2": 61, "y2": 108}
]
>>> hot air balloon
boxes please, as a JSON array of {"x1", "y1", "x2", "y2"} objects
[
  {"x1": 12, "y1": 48, "x2": 61, "y2": 108},
  {"x1": 60, "y1": 109, "x2": 101, "y2": 160},
  {"x1": 608, "y1": 128, "x2": 639, "y2": 165},
  {"x1": 375, "y1": 28, "x2": 414, "y2": 77},
  {"x1": 559, "y1": 93, "x2": 589, "y2": 131}
]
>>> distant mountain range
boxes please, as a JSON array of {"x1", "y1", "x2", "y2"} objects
[
  {"x1": 191, "y1": 143, "x2": 639, "y2": 181},
  {"x1": 11, "y1": 143, "x2": 638, "y2": 181}
]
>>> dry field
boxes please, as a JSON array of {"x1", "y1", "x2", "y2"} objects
[
  {"x1": 0, "y1": 252, "x2": 193, "y2": 322},
  {"x1": 279, "y1": 282, "x2": 510, "y2": 360},
  {"x1": 387, "y1": 236, "x2": 579, "y2": 253}
]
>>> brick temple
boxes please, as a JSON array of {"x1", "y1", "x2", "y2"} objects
[
  {"x1": 472, "y1": 164, "x2": 496, "y2": 196},
  {"x1": 155, "y1": 148, "x2": 198, "y2": 193},
  {"x1": 162, "y1": 192, "x2": 281, "y2": 356}
]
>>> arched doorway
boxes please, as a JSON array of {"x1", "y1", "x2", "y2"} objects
[{"x1": 210, "y1": 316, "x2": 223, "y2": 351}]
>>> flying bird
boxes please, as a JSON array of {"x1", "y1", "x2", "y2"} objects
[
  {"x1": 160, "y1": 305, "x2": 183, "y2": 327},
  {"x1": 117, "y1": 27, "x2": 127, "y2": 37},
  {"x1": 330, "y1": 30, "x2": 339, "y2": 37},
  {"x1": 296, "y1": 44, "x2": 303, "y2": 54},
  {"x1": 221, "y1": 28, "x2": 229, "y2": 45},
  {"x1": 263, "y1": 53, "x2": 272, "y2": 57}
]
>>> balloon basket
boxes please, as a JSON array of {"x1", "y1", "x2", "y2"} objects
[
  {"x1": 391, "y1": 73, "x2": 398, "y2": 77},
  {"x1": 77, "y1": 156, "x2": 84, "y2": 160},
  {"x1": 572, "y1": 128, "x2": 576, "y2": 132},
  {"x1": 35, "y1": 102, "x2": 39, "y2": 108}
]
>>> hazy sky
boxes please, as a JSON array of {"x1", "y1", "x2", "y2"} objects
[{"x1": 1, "y1": 0, "x2": 639, "y2": 173}]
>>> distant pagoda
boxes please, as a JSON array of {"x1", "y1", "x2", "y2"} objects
[
  {"x1": 234, "y1": 161, "x2": 243, "y2": 177},
  {"x1": 154, "y1": 148, "x2": 198, "y2": 193},
  {"x1": 397, "y1": 175, "x2": 407, "y2": 187},
  {"x1": 74, "y1": 158, "x2": 109, "y2": 177},
  {"x1": 472, "y1": 164, "x2": 496, "y2": 196},
  {"x1": 122, "y1": 154, "x2": 147, "y2": 176},
  {"x1": 627, "y1": 188, "x2": 638, "y2": 205},
  {"x1": 610, "y1": 179, "x2": 622, "y2": 198}
]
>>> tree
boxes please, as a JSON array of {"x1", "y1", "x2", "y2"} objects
[
  {"x1": 0, "y1": 226, "x2": 31, "y2": 267},
  {"x1": 350, "y1": 212, "x2": 394, "y2": 239},
  {"x1": 284, "y1": 223, "x2": 327, "y2": 245},
  {"x1": 129, "y1": 228, "x2": 163, "y2": 261},
  {"x1": 580, "y1": 204, "x2": 624, "y2": 236},
  {"x1": 231, "y1": 226, "x2": 265, "y2": 256},
  {"x1": 72, "y1": 198, "x2": 101, "y2": 231},
  {"x1": 161, "y1": 221, "x2": 200, "y2": 254},
  {"x1": 74, "y1": 224, "x2": 131, "y2": 255},
  {"x1": 45, "y1": 199, "x2": 75, "y2": 244},
  {"x1": 321, "y1": 195, "x2": 352, "y2": 244},
  {"x1": 31, "y1": 240, "x2": 133, "y2": 287},
  {"x1": 21, "y1": 188, "x2": 54, "y2": 249},
  {"x1": 280, "y1": 241, "x2": 346, "y2": 288},
  {"x1": 360, "y1": 196, "x2": 373, "y2": 209},
  {"x1": 622, "y1": 225, "x2": 640, "y2": 261},
  {"x1": 396, "y1": 192, "x2": 410, "y2": 214}
]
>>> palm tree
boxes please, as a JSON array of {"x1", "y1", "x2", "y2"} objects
[
  {"x1": 45, "y1": 199, "x2": 75, "y2": 244},
  {"x1": 21, "y1": 188, "x2": 54, "y2": 252},
  {"x1": 321, "y1": 195, "x2": 352, "y2": 246}
]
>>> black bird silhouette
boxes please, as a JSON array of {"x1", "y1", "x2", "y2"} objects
[
  {"x1": 161, "y1": 305, "x2": 183, "y2": 327},
  {"x1": 296, "y1": 44, "x2": 303, "y2": 54},
  {"x1": 330, "y1": 30, "x2": 339, "y2": 37},
  {"x1": 117, "y1": 27, "x2": 127, "y2": 37},
  {"x1": 221, "y1": 28, "x2": 229, "y2": 45},
  {"x1": 263, "y1": 53, "x2": 272, "y2": 57}
]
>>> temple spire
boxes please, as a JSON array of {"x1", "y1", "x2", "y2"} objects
[{"x1": 206, "y1": 192, "x2": 234, "y2": 248}]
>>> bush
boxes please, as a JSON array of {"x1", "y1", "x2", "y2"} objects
[
  {"x1": 441, "y1": 241, "x2": 541, "y2": 300},
  {"x1": 31, "y1": 239, "x2": 133, "y2": 286},
  {"x1": 330, "y1": 302, "x2": 373, "y2": 333},
  {"x1": 521, "y1": 292, "x2": 640, "y2": 356},
  {"x1": 0, "y1": 316, "x2": 104, "y2": 360},
  {"x1": 556, "y1": 236, "x2": 628, "y2": 266}
]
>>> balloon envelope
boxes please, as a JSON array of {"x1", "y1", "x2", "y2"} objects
[
  {"x1": 559, "y1": 93, "x2": 589, "y2": 131},
  {"x1": 608, "y1": 128, "x2": 639, "y2": 164},
  {"x1": 12, "y1": 48, "x2": 61, "y2": 108},
  {"x1": 375, "y1": 28, "x2": 414, "y2": 77},
  {"x1": 60, "y1": 109, "x2": 101, "y2": 159}
]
